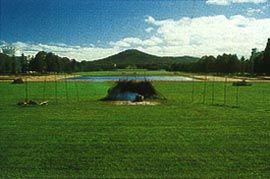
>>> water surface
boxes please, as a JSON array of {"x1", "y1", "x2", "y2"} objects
[{"x1": 70, "y1": 76, "x2": 193, "y2": 82}]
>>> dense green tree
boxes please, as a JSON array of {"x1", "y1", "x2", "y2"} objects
[
  {"x1": 0, "y1": 53, "x2": 12, "y2": 74},
  {"x1": 253, "y1": 52, "x2": 264, "y2": 74},
  {"x1": 45, "y1": 52, "x2": 59, "y2": 72},
  {"x1": 29, "y1": 51, "x2": 47, "y2": 72},
  {"x1": 197, "y1": 56, "x2": 216, "y2": 72},
  {"x1": 11, "y1": 55, "x2": 17, "y2": 74},
  {"x1": 62, "y1": 57, "x2": 72, "y2": 73},
  {"x1": 263, "y1": 38, "x2": 270, "y2": 74},
  {"x1": 20, "y1": 53, "x2": 29, "y2": 73}
]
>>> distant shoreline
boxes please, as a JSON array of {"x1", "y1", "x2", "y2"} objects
[{"x1": 0, "y1": 72, "x2": 270, "y2": 83}]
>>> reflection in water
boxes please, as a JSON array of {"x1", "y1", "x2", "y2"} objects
[{"x1": 69, "y1": 76, "x2": 193, "y2": 82}]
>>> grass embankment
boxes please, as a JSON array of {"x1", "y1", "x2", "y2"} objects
[{"x1": 0, "y1": 81, "x2": 269, "y2": 178}]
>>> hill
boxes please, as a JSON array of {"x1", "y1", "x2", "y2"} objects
[{"x1": 88, "y1": 49, "x2": 199, "y2": 70}]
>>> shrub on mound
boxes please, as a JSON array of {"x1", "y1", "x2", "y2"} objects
[{"x1": 102, "y1": 80, "x2": 164, "y2": 102}]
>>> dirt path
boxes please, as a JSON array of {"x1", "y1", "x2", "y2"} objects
[
  {"x1": 0, "y1": 74, "x2": 77, "y2": 82},
  {"x1": 0, "y1": 74, "x2": 270, "y2": 82},
  {"x1": 193, "y1": 75, "x2": 270, "y2": 82}
]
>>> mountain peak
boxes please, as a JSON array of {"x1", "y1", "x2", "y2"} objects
[
  {"x1": 91, "y1": 49, "x2": 199, "y2": 67},
  {"x1": 122, "y1": 49, "x2": 140, "y2": 53},
  {"x1": 118, "y1": 49, "x2": 151, "y2": 55}
]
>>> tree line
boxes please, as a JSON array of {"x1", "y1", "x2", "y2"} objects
[
  {"x1": 170, "y1": 39, "x2": 270, "y2": 74},
  {"x1": 0, "y1": 38, "x2": 270, "y2": 74},
  {"x1": 0, "y1": 53, "x2": 28, "y2": 74},
  {"x1": 0, "y1": 51, "x2": 81, "y2": 74},
  {"x1": 169, "y1": 54, "x2": 251, "y2": 74}
]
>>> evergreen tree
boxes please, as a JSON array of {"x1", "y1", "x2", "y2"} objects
[
  {"x1": 263, "y1": 38, "x2": 270, "y2": 74},
  {"x1": 11, "y1": 55, "x2": 17, "y2": 74},
  {"x1": 29, "y1": 51, "x2": 47, "y2": 72},
  {"x1": 45, "y1": 52, "x2": 58, "y2": 72},
  {"x1": 20, "y1": 53, "x2": 29, "y2": 73}
]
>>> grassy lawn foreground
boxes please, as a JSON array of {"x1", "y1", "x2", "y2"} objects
[{"x1": 0, "y1": 81, "x2": 269, "y2": 178}]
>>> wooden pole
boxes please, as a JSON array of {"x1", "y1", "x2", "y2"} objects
[
  {"x1": 224, "y1": 76, "x2": 228, "y2": 105},
  {"x1": 261, "y1": 83, "x2": 267, "y2": 106},
  {"x1": 211, "y1": 76, "x2": 215, "y2": 105},
  {"x1": 191, "y1": 74, "x2": 195, "y2": 103},
  {"x1": 25, "y1": 77, "x2": 28, "y2": 101},
  {"x1": 75, "y1": 80, "x2": 79, "y2": 102},
  {"x1": 203, "y1": 75, "x2": 207, "y2": 104},
  {"x1": 236, "y1": 84, "x2": 239, "y2": 107},
  {"x1": 43, "y1": 75, "x2": 47, "y2": 101},
  {"x1": 65, "y1": 73, "x2": 68, "y2": 101},
  {"x1": 54, "y1": 73, "x2": 58, "y2": 103}
]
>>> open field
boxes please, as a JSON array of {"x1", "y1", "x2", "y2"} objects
[{"x1": 0, "y1": 79, "x2": 270, "y2": 178}]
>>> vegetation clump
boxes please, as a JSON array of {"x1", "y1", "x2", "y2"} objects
[
  {"x1": 17, "y1": 100, "x2": 48, "y2": 106},
  {"x1": 232, "y1": 79, "x2": 252, "y2": 86},
  {"x1": 11, "y1": 78, "x2": 24, "y2": 84},
  {"x1": 102, "y1": 80, "x2": 164, "y2": 102}
]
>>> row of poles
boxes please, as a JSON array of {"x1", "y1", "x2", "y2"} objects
[
  {"x1": 190, "y1": 75, "x2": 240, "y2": 107},
  {"x1": 24, "y1": 73, "x2": 240, "y2": 107},
  {"x1": 24, "y1": 73, "x2": 80, "y2": 103},
  {"x1": 189, "y1": 1, "x2": 241, "y2": 106}
]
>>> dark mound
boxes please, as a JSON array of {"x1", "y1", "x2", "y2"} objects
[
  {"x1": 102, "y1": 80, "x2": 164, "y2": 102},
  {"x1": 232, "y1": 80, "x2": 252, "y2": 86},
  {"x1": 17, "y1": 100, "x2": 49, "y2": 106},
  {"x1": 12, "y1": 78, "x2": 24, "y2": 84}
]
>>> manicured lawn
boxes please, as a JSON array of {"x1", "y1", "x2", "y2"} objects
[{"x1": 0, "y1": 80, "x2": 269, "y2": 178}]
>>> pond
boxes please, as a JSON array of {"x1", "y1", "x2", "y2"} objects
[{"x1": 69, "y1": 76, "x2": 193, "y2": 82}]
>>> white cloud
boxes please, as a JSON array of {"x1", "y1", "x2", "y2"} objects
[
  {"x1": 110, "y1": 15, "x2": 270, "y2": 58},
  {"x1": 206, "y1": 0, "x2": 267, "y2": 5},
  {"x1": 1, "y1": 42, "x2": 121, "y2": 61},
  {"x1": 145, "y1": 16, "x2": 156, "y2": 24},
  {"x1": 145, "y1": 27, "x2": 154, "y2": 33},
  {"x1": 3, "y1": 14, "x2": 270, "y2": 60},
  {"x1": 110, "y1": 36, "x2": 163, "y2": 48},
  {"x1": 109, "y1": 37, "x2": 142, "y2": 48},
  {"x1": 143, "y1": 36, "x2": 163, "y2": 46},
  {"x1": 246, "y1": 8, "x2": 264, "y2": 16},
  {"x1": 151, "y1": 15, "x2": 270, "y2": 57}
]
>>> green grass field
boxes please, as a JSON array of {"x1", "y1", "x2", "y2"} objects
[{"x1": 0, "y1": 80, "x2": 269, "y2": 178}]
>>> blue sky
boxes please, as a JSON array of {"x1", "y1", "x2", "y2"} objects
[{"x1": 1, "y1": 0, "x2": 270, "y2": 60}]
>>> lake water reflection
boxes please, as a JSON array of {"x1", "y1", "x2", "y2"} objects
[{"x1": 70, "y1": 76, "x2": 193, "y2": 82}]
